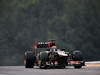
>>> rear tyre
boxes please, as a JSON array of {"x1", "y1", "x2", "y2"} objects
[
  {"x1": 72, "y1": 50, "x2": 83, "y2": 61},
  {"x1": 25, "y1": 51, "x2": 36, "y2": 68},
  {"x1": 72, "y1": 51, "x2": 83, "y2": 69}
]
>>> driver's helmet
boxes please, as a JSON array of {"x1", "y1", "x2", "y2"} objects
[
  {"x1": 50, "y1": 48, "x2": 57, "y2": 52},
  {"x1": 51, "y1": 45, "x2": 57, "y2": 48}
]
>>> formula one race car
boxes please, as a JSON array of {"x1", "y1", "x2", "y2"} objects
[{"x1": 24, "y1": 40, "x2": 85, "y2": 69}]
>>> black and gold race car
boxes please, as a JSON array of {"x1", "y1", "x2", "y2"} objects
[{"x1": 24, "y1": 40, "x2": 85, "y2": 69}]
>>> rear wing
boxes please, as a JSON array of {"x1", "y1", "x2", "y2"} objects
[{"x1": 33, "y1": 41, "x2": 57, "y2": 49}]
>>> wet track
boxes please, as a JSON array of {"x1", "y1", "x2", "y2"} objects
[{"x1": 0, "y1": 65, "x2": 100, "y2": 75}]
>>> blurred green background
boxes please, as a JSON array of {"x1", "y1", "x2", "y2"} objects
[{"x1": 0, "y1": 0, "x2": 100, "y2": 65}]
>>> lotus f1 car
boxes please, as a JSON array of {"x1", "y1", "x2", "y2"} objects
[{"x1": 24, "y1": 40, "x2": 85, "y2": 69}]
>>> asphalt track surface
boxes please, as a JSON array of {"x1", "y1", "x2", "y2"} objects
[{"x1": 0, "y1": 65, "x2": 100, "y2": 75}]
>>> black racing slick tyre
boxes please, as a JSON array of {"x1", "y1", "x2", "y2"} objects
[
  {"x1": 74, "y1": 65, "x2": 82, "y2": 69},
  {"x1": 39, "y1": 52, "x2": 48, "y2": 69},
  {"x1": 72, "y1": 50, "x2": 83, "y2": 61},
  {"x1": 39, "y1": 61, "x2": 47, "y2": 69},
  {"x1": 25, "y1": 51, "x2": 36, "y2": 68}
]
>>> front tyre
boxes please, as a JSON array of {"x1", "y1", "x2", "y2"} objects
[
  {"x1": 39, "y1": 61, "x2": 47, "y2": 69},
  {"x1": 74, "y1": 65, "x2": 82, "y2": 69}
]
